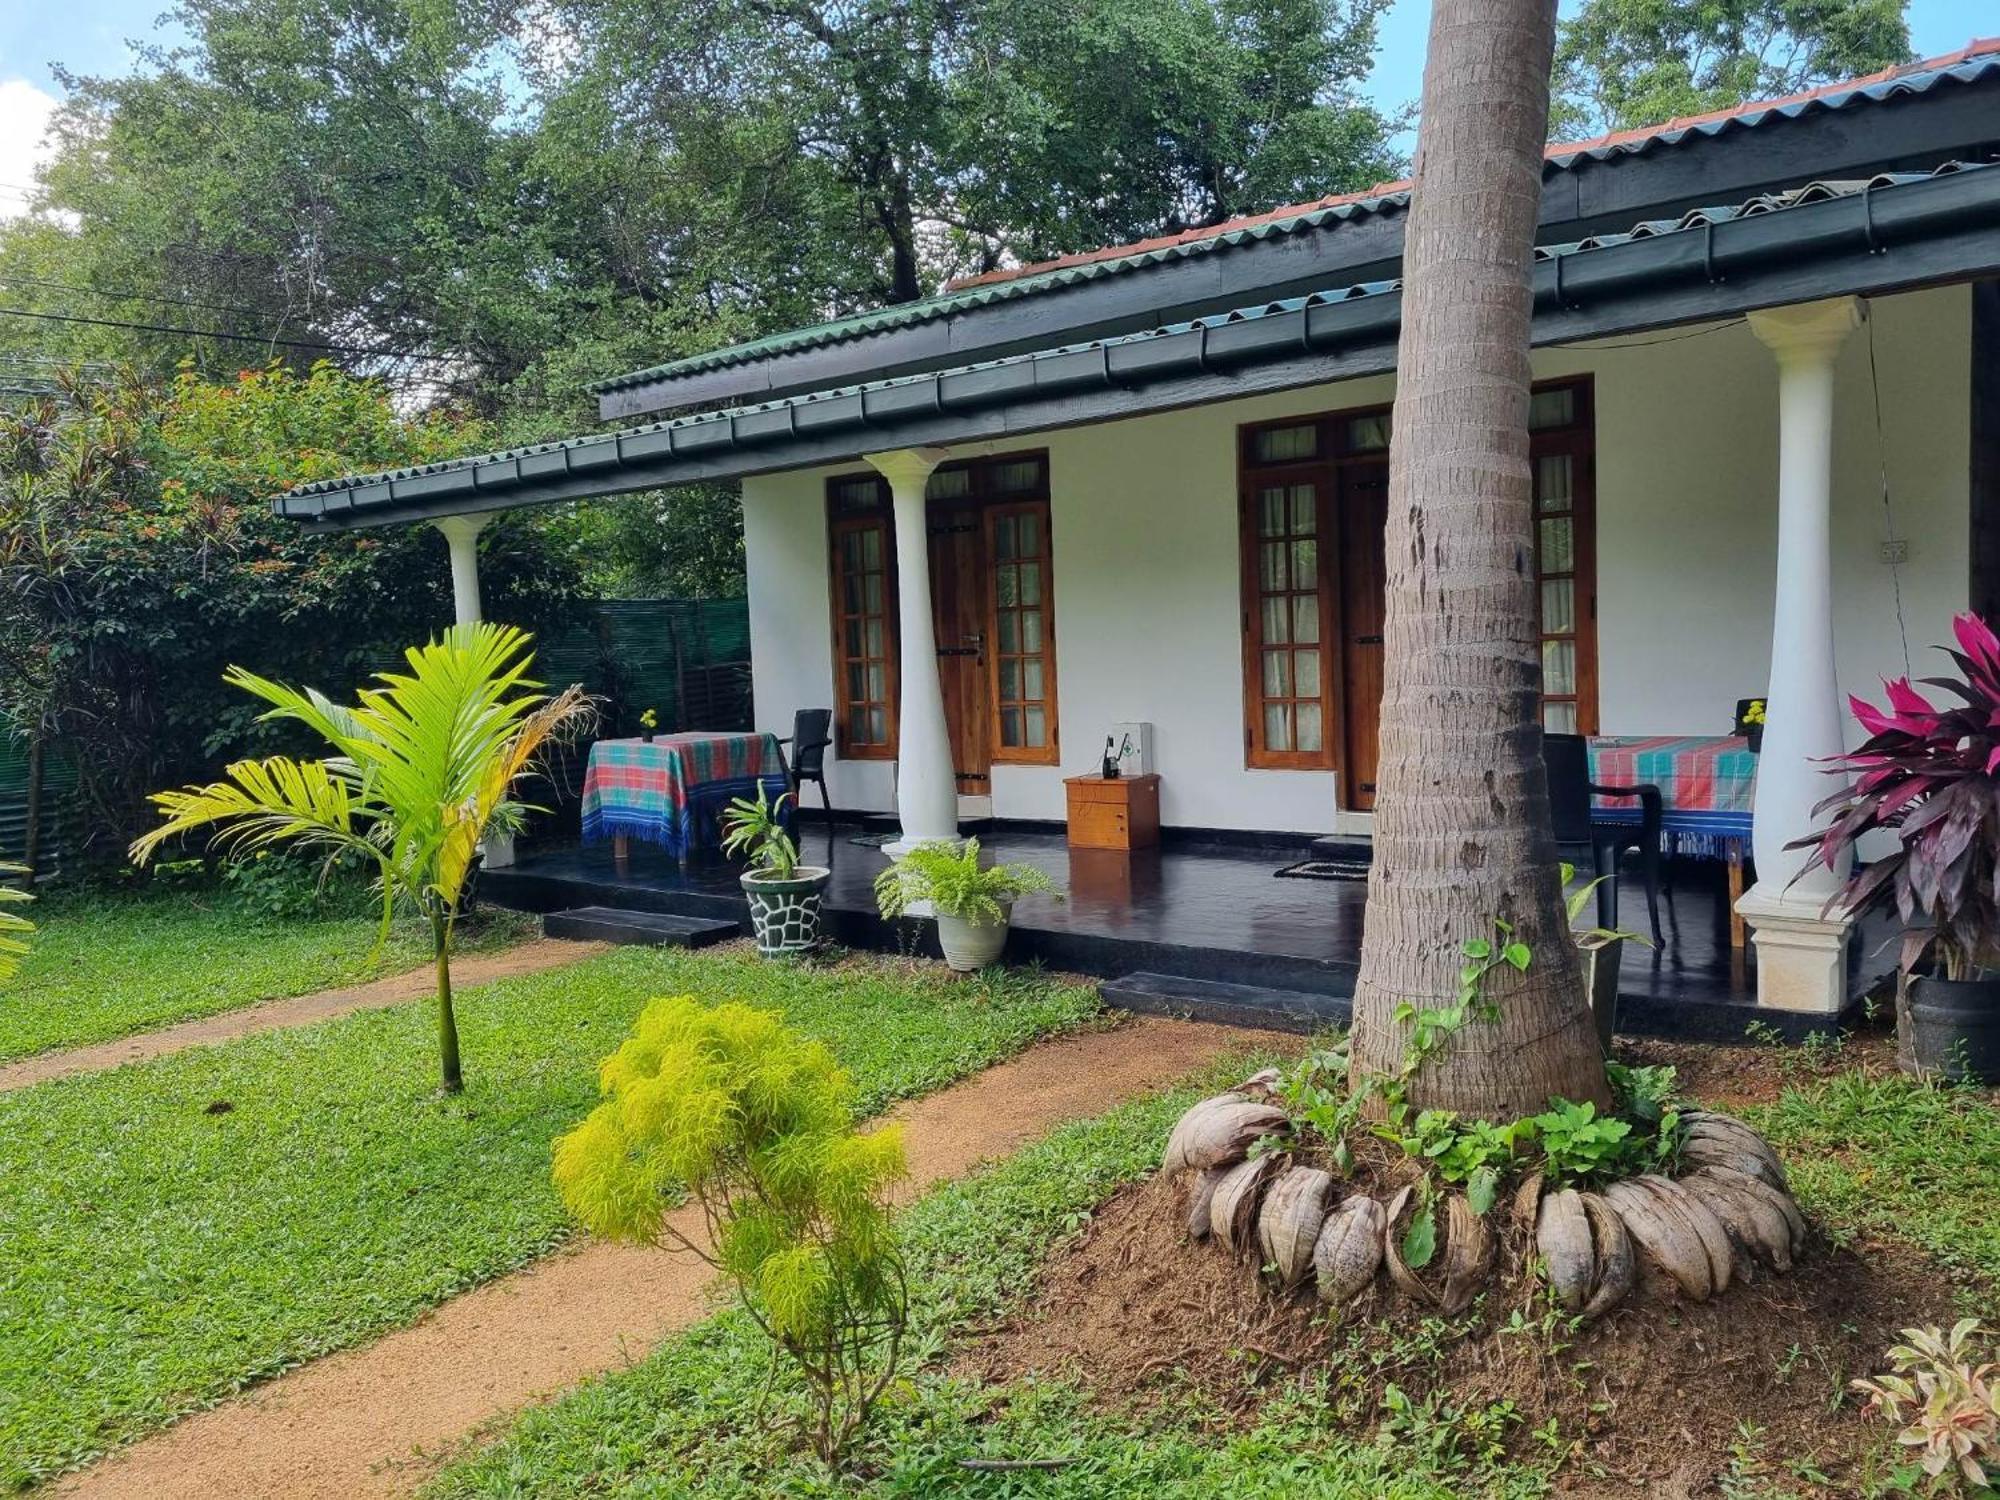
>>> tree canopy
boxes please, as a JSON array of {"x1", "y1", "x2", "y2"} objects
[{"x1": 1551, "y1": 0, "x2": 1911, "y2": 138}]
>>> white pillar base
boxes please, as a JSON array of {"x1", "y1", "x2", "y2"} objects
[
  {"x1": 481, "y1": 830, "x2": 517, "y2": 870},
  {"x1": 1735, "y1": 889, "x2": 1852, "y2": 1013}
]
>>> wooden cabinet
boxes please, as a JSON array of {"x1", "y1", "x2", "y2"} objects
[{"x1": 1064, "y1": 773, "x2": 1160, "y2": 851}]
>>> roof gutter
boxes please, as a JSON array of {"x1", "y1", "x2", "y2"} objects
[{"x1": 283, "y1": 161, "x2": 2000, "y2": 531}]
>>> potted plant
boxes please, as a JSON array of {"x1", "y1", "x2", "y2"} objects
[
  {"x1": 638, "y1": 707, "x2": 659, "y2": 744},
  {"x1": 873, "y1": 838, "x2": 1057, "y2": 972},
  {"x1": 721, "y1": 787, "x2": 830, "y2": 958},
  {"x1": 1794, "y1": 612, "x2": 2000, "y2": 1081}
]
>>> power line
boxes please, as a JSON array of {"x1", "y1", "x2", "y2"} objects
[
  {"x1": 0, "y1": 304, "x2": 462, "y2": 363},
  {"x1": 0, "y1": 271, "x2": 312, "y2": 325}
]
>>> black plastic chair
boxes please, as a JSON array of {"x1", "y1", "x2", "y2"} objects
[
  {"x1": 1545, "y1": 733, "x2": 1665, "y2": 945},
  {"x1": 778, "y1": 708, "x2": 834, "y2": 818}
]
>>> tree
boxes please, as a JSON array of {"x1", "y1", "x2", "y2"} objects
[
  {"x1": 1551, "y1": 0, "x2": 1911, "y2": 138},
  {"x1": 129, "y1": 623, "x2": 593, "y2": 1092},
  {"x1": 1349, "y1": 0, "x2": 1613, "y2": 1120}
]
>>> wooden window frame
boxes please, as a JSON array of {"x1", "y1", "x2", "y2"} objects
[
  {"x1": 826, "y1": 479, "x2": 899, "y2": 760},
  {"x1": 1236, "y1": 376, "x2": 1598, "y2": 774},
  {"x1": 983, "y1": 494, "x2": 1061, "y2": 765},
  {"x1": 823, "y1": 450, "x2": 1058, "y2": 766}
]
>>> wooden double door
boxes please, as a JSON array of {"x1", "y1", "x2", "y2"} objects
[{"x1": 927, "y1": 498, "x2": 992, "y2": 797}]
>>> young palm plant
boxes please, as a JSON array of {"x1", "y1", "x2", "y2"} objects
[
  {"x1": 0, "y1": 864, "x2": 33, "y2": 982},
  {"x1": 130, "y1": 623, "x2": 591, "y2": 1091}
]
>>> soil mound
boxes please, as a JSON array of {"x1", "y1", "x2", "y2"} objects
[{"x1": 962, "y1": 1171, "x2": 1966, "y2": 1496}]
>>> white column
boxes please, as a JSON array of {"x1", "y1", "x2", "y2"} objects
[
  {"x1": 433, "y1": 514, "x2": 489, "y2": 626},
  {"x1": 432, "y1": 513, "x2": 513, "y2": 865},
  {"x1": 866, "y1": 448, "x2": 959, "y2": 853},
  {"x1": 1735, "y1": 297, "x2": 1862, "y2": 1012}
]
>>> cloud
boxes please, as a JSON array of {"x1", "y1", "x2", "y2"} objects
[{"x1": 0, "y1": 78, "x2": 60, "y2": 221}]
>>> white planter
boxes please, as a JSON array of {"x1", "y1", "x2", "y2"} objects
[{"x1": 934, "y1": 901, "x2": 1012, "y2": 972}]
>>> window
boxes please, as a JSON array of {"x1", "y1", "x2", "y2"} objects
[
  {"x1": 827, "y1": 478, "x2": 897, "y2": 758},
  {"x1": 987, "y1": 501, "x2": 1059, "y2": 761},
  {"x1": 1237, "y1": 378, "x2": 1596, "y2": 776}
]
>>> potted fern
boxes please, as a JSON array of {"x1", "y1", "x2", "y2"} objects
[
  {"x1": 721, "y1": 787, "x2": 829, "y2": 957},
  {"x1": 873, "y1": 838, "x2": 1056, "y2": 971}
]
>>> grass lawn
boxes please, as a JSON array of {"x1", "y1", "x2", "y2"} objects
[
  {"x1": 426, "y1": 1054, "x2": 2000, "y2": 1500},
  {"x1": 0, "y1": 886, "x2": 535, "y2": 1062},
  {"x1": 0, "y1": 945, "x2": 1100, "y2": 1487}
]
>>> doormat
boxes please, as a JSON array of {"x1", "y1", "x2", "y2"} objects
[
  {"x1": 1274, "y1": 859, "x2": 1370, "y2": 882},
  {"x1": 847, "y1": 832, "x2": 899, "y2": 848}
]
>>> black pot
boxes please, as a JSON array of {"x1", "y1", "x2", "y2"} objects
[
  {"x1": 740, "y1": 867, "x2": 831, "y2": 958},
  {"x1": 1908, "y1": 973, "x2": 2000, "y2": 1084}
]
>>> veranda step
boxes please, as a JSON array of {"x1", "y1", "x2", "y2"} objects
[
  {"x1": 543, "y1": 907, "x2": 741, "y2": 948},
  {"x1": 1098, "y1": 972, "x2": 1351, "y2": 1034}
]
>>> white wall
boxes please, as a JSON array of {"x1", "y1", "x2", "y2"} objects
[{"x1": 743, "y1": 285, "x2": 1971, "y2": 834}]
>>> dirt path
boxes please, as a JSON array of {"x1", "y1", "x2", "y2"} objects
[
  {"x1": 53, "y1": 1015, "x2": 1264, "y2": 1500},
  {"x1": 0, "y1": 939, "x2": 608, "y2": 1093}
]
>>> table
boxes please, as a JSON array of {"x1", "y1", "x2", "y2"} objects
[
  {"x1": 1588, "y1": 734, "x2": 1757, "y2": 947},
  {"x1": 581, "y1": 732, "x2": 791, "y2": 865}
]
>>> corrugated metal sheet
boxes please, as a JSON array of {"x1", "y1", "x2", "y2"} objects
[
  {"x1": 0, "y1": 736, "x2": 79, "y2": 876},
  {"x1": 592, "y1": 37, "x2": 2000, "y2": 393},
  {"x1": 282, "y1": 158, "x2": 1993, "y2": 510}
]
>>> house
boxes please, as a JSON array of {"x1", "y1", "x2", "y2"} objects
[{"x1": 278, "y1": 39, "x2": 2000, "y2": 1028}]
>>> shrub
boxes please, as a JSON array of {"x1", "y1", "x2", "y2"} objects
[
  {"x1": 1851, "y1": 1319, "x2": 1999, "y2": 1489},
  {"x1": 553, "y1": 996, "x2": 909, "y2": 1464},
  {"x1": 873, "y1": 838, "x2": 1057, "y2": 923}
]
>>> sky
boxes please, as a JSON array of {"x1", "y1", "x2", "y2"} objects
[{"x1": 0, "y1": 0, "x2": 1994, "y2": 217}]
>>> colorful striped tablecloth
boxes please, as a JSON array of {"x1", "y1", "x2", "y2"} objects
[
  {"x1": 581, "y1": 732, "x2": 790, "y2": 858},
  {"x1": 1588, "y1": 734, "x2": 1757, "y2": 858}
]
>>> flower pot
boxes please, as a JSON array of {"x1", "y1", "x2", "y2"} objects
[
  {"x1": 1907, "y1": 973, "x2": 2000, "y2": 1083},
  {"x1": 740, "y1": 867, "x2": 831, "y2": 958},
  {"x1": 934, "y1": 902, "x2": 1012, "y2": 972},
  {"x1": 1578, "y1": 935, "x2": 1620, "y2": 1055}
]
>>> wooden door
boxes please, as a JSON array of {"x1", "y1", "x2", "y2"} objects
[
  {"x1": 927, "y1": 500, "x2": 991, "y2": 795},
  {"x1": 1337, "y1": 462, "x2": 1390, "y2": 811}
]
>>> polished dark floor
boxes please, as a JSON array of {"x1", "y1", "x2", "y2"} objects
[{"x1": 482, "y1": 825, "x2": 1888, "y2": 1042}]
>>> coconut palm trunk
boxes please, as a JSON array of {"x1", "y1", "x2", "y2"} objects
[{"x1": 1350, "y1": 0, "x2": 1612, "y2": 1119}]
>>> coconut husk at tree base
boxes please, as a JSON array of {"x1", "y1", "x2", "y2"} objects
[{"x1": 957, "y1": 1170, "x2": 1970, "y2": 1496}]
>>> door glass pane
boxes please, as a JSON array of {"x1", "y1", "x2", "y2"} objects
[
  {"x1": 1295, "y1": 702, "x2": 1324, "y2": 753},
  {"x1": 843, "y1": 532, "x2": 864, "y2": 567},
  {"x1": 1262, "y1": 650, "x2": 1291, "y2": 698},
  {"x1": 1259, "y1": 488, "x2": 1287, "y2": 536},
  {"x1": 1019, "y1": 510, "x2": 1042, "y2": 553},
  {"x1": 1260, "y1": 543, "x2": 1289, "y2": 591},
  {"x1": 868, "y1": 706, "x2": 887, "y2": 742},
  {"x1": 1529, "y1": 388, "x2": 1575, "y2": 429},
  {"x1": 995, "y1": 460, "x2": 1040, "y2": 493},
  {"x1": 1023, "y1": 659, "x2": 1044, "y2": 701},
  {"x1": 1290, "y1": 539, "x2": 1318, "y2": 585},
  {"x1": 1541, "y1": 577, "x2": 1575, "y2": 634},
  {"x1": 1538, "y1": 517, "x2": 1574, "y2": 573},
  {"x1": 866, "y1": 664, "x2": 886, "y2": 700},
  {"x1": 1253, "y1": 424, "x2": 1317, "y2": 463},
  {"x1": 864, "y1": 572, "x2": 883, "y2": 611},
  {"x1": 1021, "y1": 612, "x2": 1042, "y2": 652},
  {"x1": 1289, "y1": 484, "x2": 1316, "y2": 533},
  {"x1": 997, "y1": 612, "x2": 1019, "y2": 652},
  {"x1": 1347, "y1": 413, "x2": 1391, "y2": 451},
  {"x1": 862, "y1": 528, "x2": 882, "y2": 566},
  {"x1": 1000, "y1": 707, "x2": 1022, "y2": 746},
  {"x1": 865, "y1": 618, "x2": 884, "y2": 655},
  {"x1": 1536, "y1": 454, "x2": 1572, "y2": 510},
  {"x1": 927, "y1": 468, "x2": 970, "y2": 499},
  {"x1": 1294, "y1": 648, "x2": 1321, "y2": 697},
  {"x1": 993, "y1": 515, "x2": 1016, "y2": 560},
  {"x1": 996, "y1": 566, "x2": 1018, "y2": 606},
  {"x1": 1543, "y1": 638, "x2": 1577, "y2": 696},
  {"x1": 1264, "y1": 703, "x2": 1293, "y2": 752},
  {"x1": 999, "y1": 660, "x2": 1021, "y2": 700},
  {"x1": 1024, "y1": 706, "x2": 1047, "y2": 747},
  {"x1": 1019, "y1": 563, "x2": 1041, "y2": 606},
  {"x1": 844, "y1": 619, "x2": 862, "y2": 655},
  {"x1": 849, "y1": 706, "x2": 871, "y2": 742},
  {"x1": 1262, "y1": 596, "x2": 1290, "y2": 645},
  {"x1": 1544, "y1": 700, "x2": 1579, "y2": 733},
  {"x1": 847, "y1": 664, "x2": 867, "y2": 700},
  {"x1": 1292, "y1": 596, "x2": 1320, "y2": 645}
]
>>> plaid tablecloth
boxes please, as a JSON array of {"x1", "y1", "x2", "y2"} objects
[
  {"x1": 581, "y1": 732, "x2": 790, "y2": 857},
  {"x1": 1588, "y1": 734, "x2": 1757, "y2": 858}
]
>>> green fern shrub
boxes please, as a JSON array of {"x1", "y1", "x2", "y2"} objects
[
  {"x1": 552, "y1": 995, "x2": 908, "y2": 1464},
  {"x1": 873, "y1": 838, "x2": 1057, "y2": 924}
]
